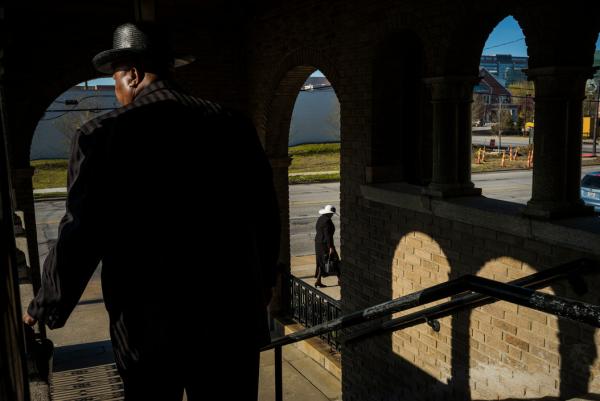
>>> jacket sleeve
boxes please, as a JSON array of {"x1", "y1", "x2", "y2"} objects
[{"x1": 28, "y1": 129, "x2": 105, "y2": 329}]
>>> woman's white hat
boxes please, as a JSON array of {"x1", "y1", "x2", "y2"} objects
[{"x1": 319, "y1": 205, "x2": 338, "y2": 215}]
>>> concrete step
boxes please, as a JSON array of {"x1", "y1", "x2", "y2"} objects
[{"x1": 46, "y1": 339, "x2": 341, "y2": 401}]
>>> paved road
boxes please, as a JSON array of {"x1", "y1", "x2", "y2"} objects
[{"x1": 35, "y1": 167, "x2": 600, "y2": 258}]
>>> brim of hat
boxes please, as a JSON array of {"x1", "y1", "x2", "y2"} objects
[
  {"x1": 319, "y1": 209, "x2": 338, "y2": 215},
  {"x1": 92, "y1": 48, "x2": 195, "y2": 75}
]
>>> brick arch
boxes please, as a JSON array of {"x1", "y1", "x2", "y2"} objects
[
  {"x1": 440, "y1": 4, "x2": 600, "y2": 76},
  {"x1": 369, "y1": 12, "x2": 441, "y2": 78},
  {"x1": 11, "y1": 64, "x2": 102, "y2": 169},
  {"x1": 257, "y1": 47, "x2": 341, "y2": 158},
  {"x1": 439, "y1": 7, "x2": 536, "y2": 76}
]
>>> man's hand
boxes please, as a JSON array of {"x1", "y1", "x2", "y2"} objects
[{"x1": 23, "y1": 312, "x2": 37, "y2": 326}]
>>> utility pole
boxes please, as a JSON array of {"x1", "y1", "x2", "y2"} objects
[
  {"x1": 498, "y1": 94, "x2": 502, "y2": 152},
  {"x1": 593, "y1": 80, "x2": 599, "y2": 157}
]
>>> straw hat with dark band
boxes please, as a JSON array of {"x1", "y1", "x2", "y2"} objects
[{"x1": 92, "y1": 22, "x2": 194, "y2": 74}]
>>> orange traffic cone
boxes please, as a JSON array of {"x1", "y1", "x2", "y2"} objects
[{"x1": 501, "y1": 150, "x2": 506, "y2": 167}]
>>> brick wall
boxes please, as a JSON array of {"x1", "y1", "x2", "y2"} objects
[
  {"x1": 5, "y1": 1, "x2": 600, "y2": 400},
  {"x1": 244, "y1": 2, "x2": 600, "y2": 400},
  {"x1": 338, "y1": 192, "x2": 600, "y2": 400}
]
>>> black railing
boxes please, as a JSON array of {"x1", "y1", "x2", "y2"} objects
[
  {"x1": 263, "y1": 258, "x2": 600, "y2": 401},
  {"x1": 288, "y1": 274, "x2": 341, "y2": 350}
]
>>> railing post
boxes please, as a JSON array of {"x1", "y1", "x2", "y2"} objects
[{"x1": 275, "y1": 345, "x2": 283, "y2": 401}]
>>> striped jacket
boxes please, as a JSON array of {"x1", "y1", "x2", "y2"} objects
[{"x1": 28, "y1": 80, "x2": 280, "y2": 370}]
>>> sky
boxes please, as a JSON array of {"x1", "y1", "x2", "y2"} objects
[
  {"x1": 82, "y1": 17, "x2": 600, "y2": 86},
  {"x1": 482, "y1": 16, "x2": 528, "y2": 56},
  {"x1": 483, "y1": 15, "x2": 600, "y2": 56}
]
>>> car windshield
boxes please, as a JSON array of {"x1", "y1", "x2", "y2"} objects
[{"x1": 581, "y1": 175, "x2": 600, "y2": 189}]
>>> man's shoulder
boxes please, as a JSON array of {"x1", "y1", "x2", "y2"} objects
[
  {"x1": 141, "y1": 80, "x2": 230, "y2": 117},
  {"x1": 77, "y1": 82, "x2": 248, "y2": 136},
  {"x1": 77, "y1": 106, "x2": 129, "y2": 136}
]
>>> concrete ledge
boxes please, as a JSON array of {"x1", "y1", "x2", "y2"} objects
[
  {"x1": 272, "y1": 317, "x2": 342, "y2": 380},
  {"x1": 29, "y1": 381, "x2": 51, "y2": 401},
  {"x1": 361, "y1": 183, "x2": 600, "y2": 255}
]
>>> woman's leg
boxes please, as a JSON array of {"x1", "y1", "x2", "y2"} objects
[{"x1": 315, "y1": 253, "x2": 326, "y2": 287}]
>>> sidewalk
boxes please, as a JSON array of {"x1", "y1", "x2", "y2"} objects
[
  {"x1": 47, "y1": 338, "x2": 341, "y2": 401},
  {"x1": 33, "y1": 187, "x2": 67, "y2": 194},
  {"x1": 289, "y1": 171, "x2": 339, "y2": 177},
  {"x1": 291, "y1": 255, "x2": 341, "y2": 301}
]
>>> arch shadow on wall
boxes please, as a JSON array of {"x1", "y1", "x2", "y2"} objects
[{"x1": 348, "y1": 218, "x2": 599, "y2": 400}]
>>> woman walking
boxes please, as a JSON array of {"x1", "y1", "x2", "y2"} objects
[{"x1": 314, "y1": 205, "x2": 339, "y2": 288}]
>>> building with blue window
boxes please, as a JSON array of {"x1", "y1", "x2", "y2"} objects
[{"x1": 480, "y1": 54, "x2": 528, "y2": 86}]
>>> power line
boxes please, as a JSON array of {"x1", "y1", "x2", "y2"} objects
[
  {"x1": 45, "y1": 108, "x2": 116, "y2": 112},
  {"x1": 40, "y1": 108, "x2": 115, "y2": 121},
  {"x1": 483, "y1": 37, "x2": 526, "y2": 51}
]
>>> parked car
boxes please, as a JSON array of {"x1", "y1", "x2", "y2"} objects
[{"x1": 581, "y1": 171, "x2": 600, "y2": 212}]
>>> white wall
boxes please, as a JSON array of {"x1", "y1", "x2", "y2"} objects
[
  {"x1": 289, "y1": 87, "x2": 340, "y2": 146},
  {"x1": 30, "y1": 86, "x2": 118, "y2": 160},
  {"x1": 31, "y1": 83, "x2": 342, "y2": 159}
]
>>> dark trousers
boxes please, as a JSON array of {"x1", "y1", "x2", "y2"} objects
[{"x1": 118, "y1": 349, "x2": 260, "y2": 400}]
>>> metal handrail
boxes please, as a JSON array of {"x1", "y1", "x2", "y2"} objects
[
  {"x1": 264, "y1": 258, "x2": 599, "y2": 401},
  {"x1": 345, "y1": 258, "x2": 593, "y2": 343}
]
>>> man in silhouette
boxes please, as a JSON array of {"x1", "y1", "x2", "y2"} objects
[{"x1": 23, "y1": 22, "x2": 280, "y2": 400}]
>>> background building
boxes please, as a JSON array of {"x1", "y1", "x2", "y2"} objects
[
  {"x1": 480, "y1": 54, "x2": 528, "y2": 86},
  {"x1": 474, "y1": 67, "x2": 519, "y2": 124}
]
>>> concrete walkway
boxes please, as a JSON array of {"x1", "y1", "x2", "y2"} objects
[
  {"x1": 33, "y1": 187, "x2": 67, "y2": 194},
  {"x1": 47, "y1": 337, "x2": 341, "y2": 401},
  {"x1": 291, "y1": 255, "x2": 341, "y2": 301}
]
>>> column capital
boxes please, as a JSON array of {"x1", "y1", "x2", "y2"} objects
[
  {"x1": 526, "y1": 66, "x2": 595, "y2": 99},
  {"x1": 525, "y1": 66, "x2": 596, "y2": 79},
  {"x1": 424, "y1": 75, "x2": 480, "y2": 102}
]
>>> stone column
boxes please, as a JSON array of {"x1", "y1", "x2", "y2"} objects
[
  {"x1": 523, "y1": 67, "x2": 595, "y2": 219},
  {"x1": 423, "y1": 76, "x2": 481, "y2": 197},
  {"x1": 268, "y1": 156, "x2": 292, "y2": 316}
]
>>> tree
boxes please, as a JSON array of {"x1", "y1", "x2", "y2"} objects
[
  {"x1": 507, "y1": 80, "x2": 535, "y2": 125},
  {"x1": 499, "y1": 109, "x2": 514, "y2": 130},
  {"x1": 327, "y1": 95, "x2": 340, "y2": 138},
  {"x1": 471, "y1": 94, "x2": 486, "y2": 123},
  {"x1": 52, "y1": 99, "x2": 106, "y2": 149},
  {"x1": 583, "y1": 79, "x2": 599, "y2": 118}
]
